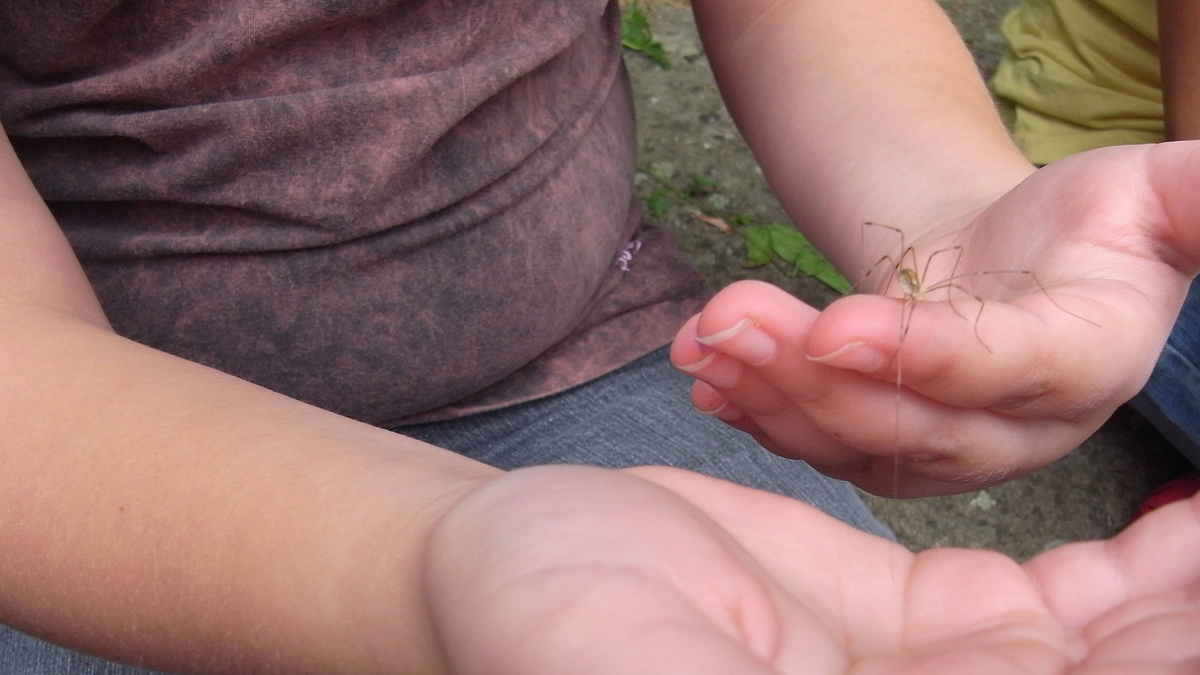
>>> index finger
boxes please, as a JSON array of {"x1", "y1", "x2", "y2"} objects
[{"x1": 807, "y1": 278, "x2": 1157, "y2": 419}]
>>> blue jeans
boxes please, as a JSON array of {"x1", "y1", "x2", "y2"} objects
[
  {"x1": 400, "y1": 347, "x2": 889, "y2": 535},
  {"x1": 2, "y1": 347, "x2": 888, "y2": 673},
  {"x1": 1131, "y1": 278, "x2": 1200, "y2": 469}
]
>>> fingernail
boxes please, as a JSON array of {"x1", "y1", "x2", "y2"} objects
[
  {"x1": 702, "y1": 359, "x2": 744, "y2": 389},
  {"x1": 806, "y1": 341, "x2": 887, "y2": 372},
  {"x1": 700, "y1": 400, "x2": 743, "y2": 422},
  {"x1": 695, "y1": 318, "x2": 776, "y2": 366},
  {"x1": 675, "y1": 351, "x2": 716, "y2": 374}
]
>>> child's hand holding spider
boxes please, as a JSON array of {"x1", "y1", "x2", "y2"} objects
[{"x1": 672, "y1": 142, "x2": 1200, "y2": 497}]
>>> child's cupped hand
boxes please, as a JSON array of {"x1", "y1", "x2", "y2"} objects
[{"x1": 672, "y1": 142, "x2": 1200, "y2": 497}]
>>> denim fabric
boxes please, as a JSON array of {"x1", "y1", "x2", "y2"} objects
[
  {"x1": 398, "y1": 347, "x2": 892, "y2": 538},
  {"x1": 0, "y1": 631, "x2": 164, "y2": 675},
  {"x1": 1131, "y1": 277, "x2": 1200, "y2": 468},
  {"x1": 2, "y1": 346, "x2": 889, "y2": 673}
]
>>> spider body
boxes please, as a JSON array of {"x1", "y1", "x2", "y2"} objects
[
  {"x1": 896, "y1": 267, "x2": 921, "y2": 299},
  {"x1": 858, "y1": 220, "x2": 1099, "y2": 497}
]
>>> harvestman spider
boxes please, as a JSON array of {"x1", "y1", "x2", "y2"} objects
[{"x1": 857, "y1": 221, "x2": 1100, "y2": 496}]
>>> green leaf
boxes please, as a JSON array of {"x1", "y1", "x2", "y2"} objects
[
  {"x1": 644, "y1": 187, "x2": 672, "y2": 218},
  {"x1": 686, "y1": 175, "x2": 716, "y2": 199},
  {"x1": 742, "y1": 225, "x2": 774, "y2": 267},
  {"x1": 621, "y1": 2, "x2": 671, "y2": 69},
  {"x1": 743, "y1": 224, "x2": 853, "y2": 295},
  {"x1": 643, "y1": 43, "x2": 671, "y2": 70},
  {"x1": 769, "y1": 224, "x2": 854, "y2": 294},
  {"x1": 621, "y1": 2, "x2": 651, "y2": 45}
]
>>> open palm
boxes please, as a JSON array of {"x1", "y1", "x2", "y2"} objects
[{"x1": 424, "y1": 465, "x2": 1200, "y2": 674}]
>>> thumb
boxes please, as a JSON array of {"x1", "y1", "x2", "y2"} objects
[{"x1": 1143, "y1": 140, "x2": 1200, "y2": 275}]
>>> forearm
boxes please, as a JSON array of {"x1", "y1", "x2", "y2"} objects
[
  {"x1": 1158, "y1": 0, "x2": 1200, "y2": 140},
  {"x1": 0, "y1": 133, "x2": 496, "y2": 673},
  {"x1": 0, "y1": 309, "x2": 498, "y2": 673},
  {"x1": 692, "y1": 0, "x2": 1034, "y2": 274}
]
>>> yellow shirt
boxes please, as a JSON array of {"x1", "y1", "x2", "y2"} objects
[{"x1": 991, "y1": 0, "x2": 1162, "y2": 164}]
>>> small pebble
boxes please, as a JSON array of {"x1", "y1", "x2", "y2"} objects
[{"x1": 969, "y1": 491, "x2": 998, "y2": 511}]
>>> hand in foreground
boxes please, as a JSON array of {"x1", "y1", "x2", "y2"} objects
[
  {"x1": 671, "y1": 141, "x2": 1200, "y2": 496},
  {"x1": 425, "y1": 464, "x2": 1200, "y2": 674}
]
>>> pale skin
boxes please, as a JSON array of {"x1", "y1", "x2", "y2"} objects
[
  {"x1": 671, "y1": 0, "x2": 1200, "y2": 496},
  {"x1": 425, "y1": 464, "x2": 1200, "y2": 674},
  {"x1": 3, "y1": 0, "x2": 1200, "y2": 673},
  {"x1": 671, "y1": 143, "x2": 1200, "y2": 496}
]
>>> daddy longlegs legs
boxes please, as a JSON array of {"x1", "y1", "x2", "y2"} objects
[{"x1": 857, "y1": 221, "x2": 1100, "y2": 498}]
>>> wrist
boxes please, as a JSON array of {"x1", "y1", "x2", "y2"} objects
[
  {"x1": 842, "y1": 166, "x2": 1035, "y2": 293},
  {"x1": 326, "y1": 456, "x2": 501, "y2": 675}
]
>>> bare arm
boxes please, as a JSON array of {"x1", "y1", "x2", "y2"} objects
[
  {"x1": 690, "y1": 0, "x2": 1035, "y2": 274},
  {"x1": 1159, "y1": 0, "x2": 1200, "y2": 139},
  {"x1": 0, "y1": 127, "x2": 497, "y2": 672},
  {"x1": 677, "y1": 0, "x2": 1200, "y2": 495}
]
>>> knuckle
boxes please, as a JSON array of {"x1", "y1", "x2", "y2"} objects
[{"x1": 989, "y1": 352, "x2": 1063, "y2": 413}]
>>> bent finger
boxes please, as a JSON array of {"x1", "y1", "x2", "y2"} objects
[
  {"x1": 676, "y1": 282, "x2": 1093, "y2": 494},
  {"x1": 807, "y1": 282, "x2": 1152, "y2": 419}
]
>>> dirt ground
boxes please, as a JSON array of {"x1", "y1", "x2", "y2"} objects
[{"x1": 624, "y1": 0, "x2": 1192, "y2": 559}]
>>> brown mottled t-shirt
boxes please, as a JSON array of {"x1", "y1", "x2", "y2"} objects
[{"x1": 0, "y1": 0, "x2": 709, "y2": 426}]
